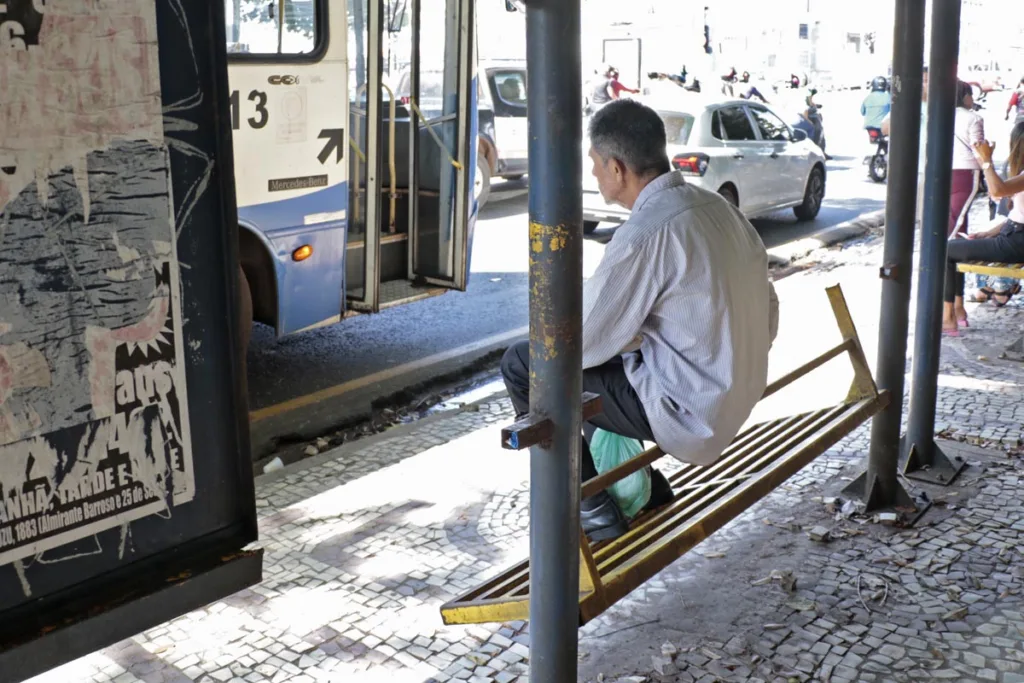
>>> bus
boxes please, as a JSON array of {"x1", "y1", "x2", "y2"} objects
[{"x1": 224, "y1": 0, "x2": 480, "y2": 337}]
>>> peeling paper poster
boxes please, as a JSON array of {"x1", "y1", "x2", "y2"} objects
[{"x1": 0, "y1": 1, "x2": 194, "y2": 566}]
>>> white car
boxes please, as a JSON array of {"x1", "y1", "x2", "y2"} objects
[{"x1": 583, "y1": 99, "x2": 827, "y2": 233}]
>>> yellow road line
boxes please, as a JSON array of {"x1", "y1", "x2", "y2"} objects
[{"x1": 250, "y1": 325, "x2": 529, "y2": 423}]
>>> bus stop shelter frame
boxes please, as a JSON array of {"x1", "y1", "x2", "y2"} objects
[{"x1": 518, "y1": 0, "x2": 967, "y2": 680}]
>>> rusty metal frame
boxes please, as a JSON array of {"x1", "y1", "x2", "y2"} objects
[{"x1": 440, "y1": 285, "x2": 889, "y2": 626}]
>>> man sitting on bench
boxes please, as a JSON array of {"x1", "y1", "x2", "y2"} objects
[{"x1": 501, "y1": 100, "x2": 779, "y2": 542}]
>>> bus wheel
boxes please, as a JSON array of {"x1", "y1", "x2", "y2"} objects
[{"x1": 475, "y1": 152, "x2": 491, "y2": 209}]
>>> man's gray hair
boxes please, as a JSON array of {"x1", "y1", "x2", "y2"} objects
[{"x1": 588, "y1": 100, "x2": 671, "y2": 177}]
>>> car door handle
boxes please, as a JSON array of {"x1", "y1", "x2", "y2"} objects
[
  {"x1": 769, "y1": 151, "x2": 780, "y2": 159},
  {"x1": 733, "y1": 153, "x2": 745, "y2": 159}
]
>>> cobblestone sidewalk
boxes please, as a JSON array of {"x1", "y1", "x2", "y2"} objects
[{"x1": 28, "y1": 222, "x2": 1024, "y2": 683}]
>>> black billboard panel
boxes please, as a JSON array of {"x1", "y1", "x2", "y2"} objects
[{"x1": 0, "y1": 2, "x2": 260, "y2": 680}]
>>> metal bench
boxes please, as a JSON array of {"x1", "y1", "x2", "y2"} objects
[
  {"x1": 440, "y1": 285, "x2": 889, "y2": 627},
  {"x1": 956, "y1": 261, "x2": 1024, "y2": 361},
  {"x1": 956, "y1": 261, "x2": 1024, "y2": 280}
]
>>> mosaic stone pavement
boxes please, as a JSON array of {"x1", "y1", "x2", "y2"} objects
[{"x1": 27, "y1": 229, "x2": 1024, "y2": 683}]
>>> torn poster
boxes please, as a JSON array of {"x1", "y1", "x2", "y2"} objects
[{"x1": 0, "y1": 1, "x2": 194, "y2": 566}]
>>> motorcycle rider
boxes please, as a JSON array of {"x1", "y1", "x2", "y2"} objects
[
  {"x1": 801, "y1": 87, "x2": 830, "y2": 159},
  {"x1": 587, "y1": 66, "x2": 636, "y2": 115},
  {"x1": 738, "y1": 71, "x2": 769, "y2": 103},
  {"x1": 721, "y1": 66, "x2": 738, "y2": 96},
  {"x1": 861, "y1": 77, "x2": 891, "y2": 133}
]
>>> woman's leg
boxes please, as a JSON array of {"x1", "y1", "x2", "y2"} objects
[
  {"x1": 946, "y1": 235, "x2": 1020, "y2": 328},
  {"x1": 944, "y1": 236, "x2": 969, "y2": 329}
]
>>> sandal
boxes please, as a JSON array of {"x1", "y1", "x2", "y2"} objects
[
  {"x1": 992, "y1": 284, "x2": 1021, "y2": 308},
  {"x1": 971, "y1": 286, "x2": 995, "y2": 303}
]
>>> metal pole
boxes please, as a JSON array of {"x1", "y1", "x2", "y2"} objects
[
  {"x1": 902, "y1": 0, "x2": 967, "y2": 486},
  {"x1": 847, "y1": 0, "x2": 925, "y2": 512},
  {"x1": 525, "y1": 0, "x2": 583, "y2": 680}
]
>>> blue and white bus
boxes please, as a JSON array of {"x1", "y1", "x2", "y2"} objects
[{"x1": 224, "y1": 0, "x2": 480, "y2": 337}]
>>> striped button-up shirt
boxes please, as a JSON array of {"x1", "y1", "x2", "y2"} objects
[{"x1": 582, "y1": 171, "x2": 779, "y2": 466}]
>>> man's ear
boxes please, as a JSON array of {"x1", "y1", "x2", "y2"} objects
[{"x1": 611, "y1": 157, "x2": 628, "y2": 181}]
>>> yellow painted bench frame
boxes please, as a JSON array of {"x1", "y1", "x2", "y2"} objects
[
  {"x1": 440, "y1": 285, "x2": 890, "y2": 627},
  {"x1": 956, "y1": 261, "x2": 1024, "y2": 280}
]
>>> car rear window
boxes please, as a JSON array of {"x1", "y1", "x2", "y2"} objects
[{"x1": 660, "y1": 113, "x2": 694, "y2": 145}]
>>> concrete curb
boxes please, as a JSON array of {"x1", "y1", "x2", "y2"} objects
[
  {"x1": 256, "y1": 385, "x2": 512, "y2": 486},
  {"x1": 767, "y1": 208, "x2": 886, "y2": 267}
]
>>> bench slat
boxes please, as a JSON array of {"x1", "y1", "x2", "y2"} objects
[
  {"x1": 595, "y1": 396, "x2": 886, "y2": 612},
  {"x1": 439, "y1": 284, "x2": 885, "y2": 627},
  {"x1": 440, "y1": 394, "x2": 887, "y2": 625},
  {"x1": 486, "y1": 414, "x2": 813, "y2": 603},
  {"x1": 957, "y1": 261, "x2": 1024, "y2": 279},
  {"x1": 592, "y1": 405, "x2": 850, "y2": 573}
]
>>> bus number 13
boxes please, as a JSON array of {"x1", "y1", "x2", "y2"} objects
[{"x1": 229, "y1": 89, "x2": 269, "y2": 130}]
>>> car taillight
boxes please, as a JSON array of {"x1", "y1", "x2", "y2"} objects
[
  {"x1": 400, "y1": 95, "x2": 411, "y2": 105},
  {"x1": 672, "y1": 153, "x2": 709, "y2": 176}
]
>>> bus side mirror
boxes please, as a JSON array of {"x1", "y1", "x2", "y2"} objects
[{"x1": 505, "y1": 0, "x2": 525, "y2": 12}]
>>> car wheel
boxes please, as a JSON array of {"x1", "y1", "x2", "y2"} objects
[
  {"x1": 794, "y1": 166, "x2": 825, "y2": 221},
  {"x1": 475, "y1": 151, "x2": 491, "y2": 209},
  {"x1": 583, "y1": 220, "x2": 599, "y2": 235},
  {"x1": 718, "y1": 185, "x2": 739, "y2": 208}
]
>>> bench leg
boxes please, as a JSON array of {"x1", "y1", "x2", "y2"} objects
[
  {"x1": 826, "y1": 285, "x2": 879, "y2": 402},
  {"x1": 578, "y1": 529, "x2": 606, "y2": 622}
]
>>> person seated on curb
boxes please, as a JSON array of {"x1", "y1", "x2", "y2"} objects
[
  {"x1": 501, "y1": 100, "x2": 779, "y2": 542},
  {"x1": 943, "y1": 121, "x2": 1024, "y2": 335}
]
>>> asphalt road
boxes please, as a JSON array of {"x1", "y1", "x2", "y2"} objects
[{"x1": 244, "y1": 88, "x2": 1013, "y2": 458}]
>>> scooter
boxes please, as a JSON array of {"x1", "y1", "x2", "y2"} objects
[
  {"x1": 865, "y1": 127, "x2": 888, "y2": 183},
  {"x1": 793, "y1": 105, "x2": 827, "y2": 157}
]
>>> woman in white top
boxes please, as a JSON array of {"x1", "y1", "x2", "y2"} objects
[
  {"x1": 949, "y1": 81, "x2": 985, "y2": 238},
  {"x1": 942, "y1": 121, "x2": 1024, "y2": 335}
]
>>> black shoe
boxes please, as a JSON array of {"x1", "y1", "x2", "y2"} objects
[
  {"x1": 581, "y1": 490, "x2": 629, "y2": 542},
  {"x1": 641, "y1": 467, "x2": 674, "y2": 513}
]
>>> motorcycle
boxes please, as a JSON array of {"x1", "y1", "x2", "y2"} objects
[{"x1": 865, "y1": 127, "x2": 888, "y2": 183}]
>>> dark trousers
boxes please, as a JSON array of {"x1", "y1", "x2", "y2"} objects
[
  {"x1": 945, "y1": 220, "x2": 1024, "y2": 303},
  {"x1": 500, "y1": 341, "x2": 654, "y2": 484}
]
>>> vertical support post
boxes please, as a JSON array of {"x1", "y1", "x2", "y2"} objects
[
  {"x1": 845, "y1": 0, "x2": 926, "y2": 514},
  {"x1": 902, "y1": 0, "x2": 967, "y2": 486},
  {"x1": 525, "y1": 0, "x2": 583, "y2": 680}
]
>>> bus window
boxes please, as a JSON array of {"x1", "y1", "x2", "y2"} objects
[{"x1": 225, "y1": 0, "x2": 319, "y2": 55}]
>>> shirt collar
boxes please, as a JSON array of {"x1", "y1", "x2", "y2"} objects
[{"x1": 633, "y1": 171, "x2": 686, "y2": 213}]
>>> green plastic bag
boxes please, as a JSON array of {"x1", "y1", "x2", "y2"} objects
[{"x1": 590, "y1": 428, "x2": 651, "y2": 518}]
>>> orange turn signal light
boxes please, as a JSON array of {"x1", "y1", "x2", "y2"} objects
[{"x1": 292, "y1": 245, "x2": 313, "y2": 262}]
